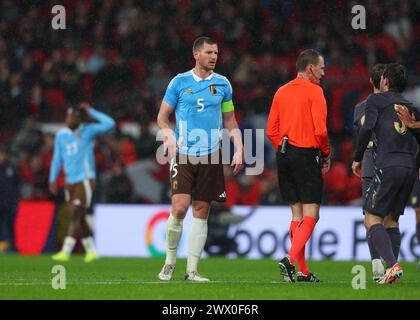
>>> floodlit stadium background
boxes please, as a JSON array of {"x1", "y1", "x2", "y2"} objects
[{"x1": 1, "y1": 1, "x2": 420, "y2": 261}]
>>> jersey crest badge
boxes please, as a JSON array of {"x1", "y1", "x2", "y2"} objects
[{"x1": 210, "y1": 85, "x2": 217, "y2": 94}]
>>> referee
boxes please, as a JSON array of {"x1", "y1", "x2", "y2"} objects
[{"x1": 266, "y1": 49, "x2": 330, "y2": 282}]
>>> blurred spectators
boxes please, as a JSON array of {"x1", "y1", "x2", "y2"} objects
[
  {"x1": 135, "y1": 121, "x2": 159, "y2": 159},
  {"x1": 0, "y1": 145, "x2": 21, "y2": 252},
  {"x1": 11, "y1": 118, "x2": 43, "y2": 156},
  {"x1": 105, "y1": 161, "x2": 133, "y2": 203}
]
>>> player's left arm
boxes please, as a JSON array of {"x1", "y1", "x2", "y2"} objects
[
  {"x1": 309, "y1": 87, "x2": 331, "y2": 174},
  {"x1": 310, "y1": 87, "x2": 330, "y2": 159},
  {"x1": 80, "y1": 102, "x2": 116, "y2": 138},
  {"x1": 353, "y1": 103, "x2": 362, "y2": 138},
  {"x1": 221, "y1": 79, "x2": 243, "y2": 175},
  {"x1": 223, "y1": 110, "x2": 244, "y2": 175},
  {"x1": 353, "y1": 95, "x2": 377, "y2": 176}
]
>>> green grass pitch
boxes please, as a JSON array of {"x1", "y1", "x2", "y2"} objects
[{"x1": 0, "y1": 255, "x2": 419, "y2": 300}]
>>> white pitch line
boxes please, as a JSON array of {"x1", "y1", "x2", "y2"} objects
[
  {"x1": 1, "y1": 280, "x2": 420, "y2": 286},
  {"x1": 0, "y1": 280, "x2": 283, "y2": 286}
]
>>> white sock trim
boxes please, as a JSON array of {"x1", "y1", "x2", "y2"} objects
[
  {"x1": 165, "y1": 213, "x2": 184, "y2": 265},
  {"x1": 81, "y1": 236, "x2": 96, "y2": 254},
  {"x1": 62, "y1": 236, "x2": 76, "y2": 255},
  {"x1": 372, "y1": 258, "x2": 385, "y2": 273}
]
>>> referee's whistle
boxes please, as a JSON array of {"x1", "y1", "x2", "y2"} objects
[{"x1": 280, "y1": 136, "x2": 288, "y2": 154}]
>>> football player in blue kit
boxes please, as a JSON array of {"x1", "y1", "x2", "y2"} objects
[
  {"x1": 157, "y1": 37, "x2": 244, "y2": 282},
  {"x1": 50, "y1": 102, "x2": 115, "y2": 262}
]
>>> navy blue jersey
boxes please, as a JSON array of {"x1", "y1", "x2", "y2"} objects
[{"x1": 355, "y1": 90, "x2": 420, "y2": 169}]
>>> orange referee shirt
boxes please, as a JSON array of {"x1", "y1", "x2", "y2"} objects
[{"x1": 266, "y1": 77, "x2": 330, "y2": 157}]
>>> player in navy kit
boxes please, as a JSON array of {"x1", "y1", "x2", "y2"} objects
[
  {"x1": 353, "y1": 63, "x2": 420, "y2": 284},
  {"x1": 353, "y1": 64, "x2": 387, "y2": 281},
  {"x1": 157, "y1": 37, "x2": 244, "y2": 282}
]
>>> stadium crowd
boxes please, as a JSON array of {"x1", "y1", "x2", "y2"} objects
[{"x1": 0, "y1": 0, "x2": 420, "y2": 208}]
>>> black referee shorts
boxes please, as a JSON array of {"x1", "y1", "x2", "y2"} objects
[{"x1": 276, "y1": 144, "x2": 323, "y2": 204}]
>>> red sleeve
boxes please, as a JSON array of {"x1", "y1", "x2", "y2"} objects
[
  {"x1": 266, "y1": 92, "x2": 281, "y2": 150},
  {"x1": 310, "y1": 88, "x2": 330, "y2": 157}
]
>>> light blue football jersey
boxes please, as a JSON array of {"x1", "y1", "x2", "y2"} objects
[
  {"x1": 49, "y1": 108, "x2": 115, "y2": 185},
  {"x1": 163, "y1": 69, "x2": 235, "y2": 156}
]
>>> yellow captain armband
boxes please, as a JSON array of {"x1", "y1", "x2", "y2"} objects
[{"x1": 222, "y1": 100, "x2": 234, "y2": 113}]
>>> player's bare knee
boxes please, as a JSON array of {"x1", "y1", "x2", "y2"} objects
[
  {"x1": 302, "y1": 203, "x2": 320, "y2": 221},
  {"x1": 172, "y1": 204, "x2": 188, "y2": 219},
  {"x1": 384, "y1": 214, "x2": 399, "y2": 228},
  {"x1": 192, "y1": 202, "x2": 208, "y2": 212},
  {"x1": 69, "y1": 206, "x2": 79, "y2": 221},
  {"x1": 290, "y1": 203, "x2": 303, "y2": 220},
  {"x1": 70, "y1": 206, "x2": 85, "y2": 223},
  {"x1": 192, "y1": 201, "x2": 210, "y2": 219},
  {"x1": 364, "y1": 212, "x2": 383, "y2": 230},
  {"x1": 71, "y1": 214, "x2": 84, "y2": 226}
]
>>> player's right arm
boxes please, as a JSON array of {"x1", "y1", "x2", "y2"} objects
[
  {"x1": 353, "y1": 95, "x2": 378, "y2": 176},
  {"x1": 157, "y1": 101, "x2": 178, "y2": 159},
  {"x1": 352, "y1": 103, "x2": 363, "y2": 176},
  {"x1": 157, "y1": 76, "x2": 179, "y2": 158},
  {"x1": 353, "y1": 103, "x2": 362, "y2": 136},
  {"x1": 49, "y1": 133, "x2": 63, "y2": 195}
]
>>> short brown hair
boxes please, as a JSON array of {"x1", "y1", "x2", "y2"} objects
[
  {"x1": 296, "y1": 49, "x2": 322, "y2": 72},
  {"x1": 383, "y1": 63, "x2": 408, "y2": 93},
  {"x1": 193, "y1": 37, "x2": 217, "y2": 52},
  {"x1": 370, "y1": 64, "x2": 387, "y2": 89}
]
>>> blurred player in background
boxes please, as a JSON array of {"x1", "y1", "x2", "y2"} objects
[
  {"x1": 49, "y1": 102, "x2": 115, "y2": 262},
  {"x1": 267, "y1": 49, "x2": 330, "y2": 282},
  {"x1": 353, "y1": 63, "x2": 420, "y2": 284},
  {"x1": 353, "y1": 64, "x2": 387, "y2": 281},
  {"x1": 157, "y1": 37, "x2": 244, "y2": 282}
]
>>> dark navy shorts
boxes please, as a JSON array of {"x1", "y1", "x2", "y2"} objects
[
  {"x1": 409, "y1": 176, "x2": 420, "y2": 208},
  {"x1": 363, "y1": 166, "x2": 416, "y2": 217},
  {"x1": 361, "y1": 177, "x2": 373, "y2": 199}
]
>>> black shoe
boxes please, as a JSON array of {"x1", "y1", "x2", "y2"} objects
[
  {"x1": 297, "y1": 272, "x2": 320, "y2": 282},
  {"x1": 278, "y1": 256, "x2": 295, "y2": 282}
]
